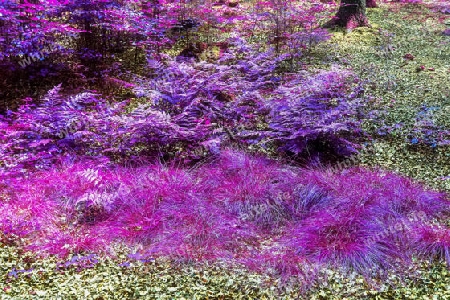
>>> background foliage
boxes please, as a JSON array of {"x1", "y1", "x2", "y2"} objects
[{"x1": 0, "y1": 0, "x2": 450, "y2": 298}]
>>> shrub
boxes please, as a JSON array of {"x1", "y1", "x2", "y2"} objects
[
  {"x1": 1, "y1": 51, "x2": 369, "y2": 177},
  {"x1": 265, "y1": 66, "x2": 366, "y2": 161}
]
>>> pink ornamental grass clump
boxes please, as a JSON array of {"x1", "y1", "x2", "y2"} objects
[
  {"x1": 198, "y1": 151, "x2": 304, "y2": 230},
  {"x1": 413, "y1": 224, "x2": 450, "y2": 266},
  {"x1": 283, "y1": 208, "x2": 399, "y2": 273},
  {"x1": 0, "y1": 151, "x2": 449, "y2": 276},
  {"x1": 0, "y1": 158, "x2": 263, "y2": 261},
  {"x1": 280, "y1": 167, "x2": 449, "y2": 273}
]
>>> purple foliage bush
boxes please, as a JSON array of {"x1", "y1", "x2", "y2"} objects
[
  {"x1": 0, "y1": 41, "x2": 367, "y2": 177},
  {"x1": 266, "y1": 66, "x2": 365, "y2": 160},
  {"x1": 1, "y1": 150, "x2": 449, "y2": 276},
  {"x1": 0, "y1": 83, "x2": 208, "y2": 176}
]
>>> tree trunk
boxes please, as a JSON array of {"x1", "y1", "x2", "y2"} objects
[
  {"x1": 366, "y1": 0, "x2": 377, "y2": 8},
  {"x1": 324, "y1": 0, "x2": 369, "y2": 30}
]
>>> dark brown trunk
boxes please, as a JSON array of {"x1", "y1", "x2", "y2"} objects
[
  {"x1": 366, "y1": 0, "x2": 377, "y2": 8},
  {"x1": 324, "y1": 0, "x2": 369, "y2": 30}
]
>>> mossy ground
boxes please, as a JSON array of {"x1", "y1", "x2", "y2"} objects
[{"x1": 2, "y1": 2, "x2": 450, "y2": 299}]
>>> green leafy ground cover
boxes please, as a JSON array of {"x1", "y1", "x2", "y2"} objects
[
  {"x1": 1, "y1": 2, "x2": 450, "y2": 299},
  {"x1": 326, "y1": 3, "x2": 450, "y2": 192},
  {"x1": 1, "y1": 244, "x2": 450, "y2": 299},
  {"x1": 2, "y1": 243, "x2": 450, "y2": 299}
]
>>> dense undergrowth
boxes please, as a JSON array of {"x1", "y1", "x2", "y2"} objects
[
  {"x1": 1, "y1": 0, "x2": 450, "y2": 298},
  {"x1": 2, "y1": 150, "x2": 450, "y2": 269},
  {"x1": 1, "y1": 151, "x2": 450, "y2": 299}
]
